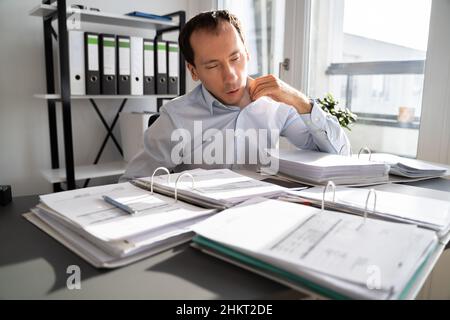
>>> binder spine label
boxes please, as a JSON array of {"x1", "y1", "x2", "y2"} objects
[
  {"x1": 157, "y1": 42, "x2": 167, "y2": 73},
  {"x1": 103, "y1": 37, "x2": 116, "y2": 75},
  {"x1": 144, "y1": 42, "x2": 154, "y2": 76},
  {"x1": 119, "y1": 39, "x2": 130, "y2": 75},
  {"x1": 168, "y1": 44, "x2": 179, "y2": 77},
  {"x1": 87, "y1": 35, "x2": 99, "y2": 71}
]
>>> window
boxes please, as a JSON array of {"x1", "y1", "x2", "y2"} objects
[
  {"x1": 308, "y1": 0, "x2": 432, "y2": 157},
  {"x1": 218, "y1": 0, "x2": 285, "y2": 77}
]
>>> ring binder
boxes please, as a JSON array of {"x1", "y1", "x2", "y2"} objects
[
  {"x1": 363, "y1": 189, "x2": 377, "y2": 224},
  {"x1": 338, "y1": 144, "x2": 352, "y2": 155},
  {"x1": 150, "y1": 167, "x2": 171, "y2": 194},
  {"x1": 358, "y1": 146, "x2": 372, "y2": 160},
  {"x1": 174, "y1": 172, "x2": 195, "y2": 202},
  {"x1": 321, "y1": 181, "x2": 336, "y2": 211}
]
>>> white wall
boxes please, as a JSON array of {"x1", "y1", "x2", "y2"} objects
[
  {"x1": 0, "y1": 0, "x2": 215, "y2": 196},
  {"x1": 417, "y1": 0, "x2": 450, "y2": 165}
]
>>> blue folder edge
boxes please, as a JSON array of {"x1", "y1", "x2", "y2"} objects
[
  {"x1": 126, "y1": 11, "x2": 172, "y2": 21},
  {"x1": 193, "y1": 235, "x2": 437, "y2": 300}
]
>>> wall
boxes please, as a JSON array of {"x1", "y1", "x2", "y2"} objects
[
  {"x1": 0, "y1": 0, "x2": 215, "y2": 196},
  {"x1": 415, "y1": 0, "x2": 450, "y2": 300},
  {"x1": 417, "y1": 0, "x2": 450, "y2": 165}
]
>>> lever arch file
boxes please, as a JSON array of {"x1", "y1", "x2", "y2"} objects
[
  {"x1": 84, "y1": 32, "x2": 101, "y2": 95},
  {"x1": 116, "y1": 35, "x2": 131, "y2": 95},
  {"x1": 99, "y1": 34, "x2": 117, "y2": 95}
]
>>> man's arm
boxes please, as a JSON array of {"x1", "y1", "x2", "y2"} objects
[
  {"x1": 119, "y1": 109, "x2": 179, "y2": 182},
  {"x1": 248, "y1": 75, "x2": 351, "y2": 155},
  {"x1": 281, "y1": 102, "x2": 351, "y2": 155}
]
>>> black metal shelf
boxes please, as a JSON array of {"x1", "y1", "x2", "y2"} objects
[
  {"x1": 33, "y1": 94, "x2": 178, "y2": 100},
  {"x1": 34, "y1": 0, "x2": 186, "y2": 191},
  {"x1": 29, "y1": 3, "x2": 178, "y2": 29}
]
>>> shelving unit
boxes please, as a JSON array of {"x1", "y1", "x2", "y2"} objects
[
  {"x1": 30, "y1": 3, "x2": 178, "y2": 29},
  {"x1": 31, "y1": 0, "x2": 186, "y2": 191},
  {"x1": 33, "y1": 94, "x2": 178, "y2": 100},
  {"x1": 41, "y1": 161, "x2": 128, "y2": 184}
]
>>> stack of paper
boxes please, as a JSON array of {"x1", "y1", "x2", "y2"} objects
[
  {"x1": 356, "y1": 153, "x2": 448, "y2": 178},
  {"x1": 286, "y1": 186, "x2": 450, "y2": 238},
  {"x1": 267, "y1": 149, "x2": 390, "y2": 186},
  {"x1": 24, "y1": 182, "x2": 216, "y2": 268},
  {"x1": 192, "y1": 198, "x2": 438, "y2": 299},
  {"x1": 134, "y1": 168, "x2": 288, "y2": 209}
]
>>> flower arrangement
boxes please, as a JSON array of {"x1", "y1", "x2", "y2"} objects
[{"x1": 317, "y1": 93, "x2": 357, "y2": 130}]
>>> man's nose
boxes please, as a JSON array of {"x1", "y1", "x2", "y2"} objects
[{"x1": 222, "y1": 63, "x2": 238, "y2": 82}]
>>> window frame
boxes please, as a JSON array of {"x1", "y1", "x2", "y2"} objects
[{"x1": 325, "y1": 60, "x2": 425, "y2": 129}]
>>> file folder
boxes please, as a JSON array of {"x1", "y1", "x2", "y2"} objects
[
  {"x1": 117, "y1": 35, "x2": 131, "y2": 95},
  {"x1": 192, "y1": 198, "x2": 440, "y2": 300},
  {"x1": 84, "y1": 32, "x2": 100, "y2": 95},
  {"x1": 167, "y1": 42, "x2": 179, "y2": 95},
  {"x1": 143, "y1": 39, "x2": 155, "y2": 95},
  {"x1": 24, "y1": 177, "x2": 216, "y2": 268},
  {"x1": 99, "y1": 34, "x2": 117, "y2": 95},
  {"x1": 156, "y1": 41, "x2": 167, "y2": 94},
  {"x1": 68, "y1": 30, "x2": 85, "y2": 95},
  {"x1": 130, "y1": 36, "x2": 143, "y2": 95}
]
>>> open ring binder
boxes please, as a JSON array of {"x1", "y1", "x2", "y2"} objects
[
  {"x1": 150, "y1": 167, "x2": 171, "y2": 194},
  {"x1": 174, "y1": 172, "x2": 195, "y2": 202},
  {"x1": 363, "y1": 188, "x2": 377, "y2": 224},
  {"x1": 321, "y1": 181, "x2": 336, "y2": 211}
]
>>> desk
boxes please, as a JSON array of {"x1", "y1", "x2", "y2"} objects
[
  {"x1": 0, "y1": 195, "x2": 303, "y2": 299},
  {"x1": 1, "y1": 177, "x2": 449, "y2": 299}
]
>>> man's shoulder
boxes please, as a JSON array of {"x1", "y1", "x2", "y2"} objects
[{"x1": 160, "y1": 85, "x2": 203, "y2": 114}]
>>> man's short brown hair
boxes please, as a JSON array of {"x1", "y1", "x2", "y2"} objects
[{"x1": 179, "y1": 10, "x2": 245, "y2": 66}]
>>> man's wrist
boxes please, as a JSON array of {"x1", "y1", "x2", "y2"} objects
[{"x1": 293, "y1": 94, "x2": 313, "y2": 114}]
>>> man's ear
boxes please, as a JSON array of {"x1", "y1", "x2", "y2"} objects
[{"x1": 187, "y1": 63, "x2": 199, "y2": 81}]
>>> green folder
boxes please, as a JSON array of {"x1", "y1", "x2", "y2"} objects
[{"x1": 193, "y1": 235, "x2": 437, "y2": 300}]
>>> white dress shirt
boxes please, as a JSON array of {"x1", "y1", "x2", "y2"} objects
[{"x1": 120, "y1": 84, "x2": 351, "y2": 181}]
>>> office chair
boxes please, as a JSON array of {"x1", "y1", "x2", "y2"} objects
[{"x1": 147, "y1": 113, "x2": 160, "y2": 128}]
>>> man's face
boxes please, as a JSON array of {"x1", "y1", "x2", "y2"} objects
[{"x1": 187, "y1": 21, "x2": 249, "y2": 107}]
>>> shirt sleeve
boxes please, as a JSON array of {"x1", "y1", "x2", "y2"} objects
[
  {"x1": 280, "y1": 102, "x2": 352, "y2": 155},
  {"x1": 119, "y1": 108, "x2": 180, "y2": 182}
]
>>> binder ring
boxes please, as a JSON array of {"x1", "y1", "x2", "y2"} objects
[
  {"x1": 321, "y1": 181, "x2": 336, "y2": 212},
  {"x1": 363, "y1": 189, "x2": 377, "y2": 224},
  {"x1": 338, "y1": 144, "x2": 346, "y2": 155},
  {"x1": 150, "y1": 167, "x2": 171, "y2": 194},
  {"x1": 358, "y1": 146, "x2": 372, "y2": 160},
  {"x1": 174, "y1": 172, "x2": 195, "y2": 203},
  {"x1": 338, "y1": 144, "x2": 352, "y2": 156}
]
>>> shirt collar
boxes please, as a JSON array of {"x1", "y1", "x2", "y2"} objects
[{"x1": 200, "y1": 84, "x2": 241, "y2": 114}]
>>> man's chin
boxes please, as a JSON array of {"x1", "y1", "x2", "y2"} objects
[{"x1": 222, "y1": 88, "x2": 248, "y2": 107}]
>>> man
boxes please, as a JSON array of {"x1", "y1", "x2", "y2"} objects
[{"x1": 120, "y1": 10, "x2": 350, "y2": 181}]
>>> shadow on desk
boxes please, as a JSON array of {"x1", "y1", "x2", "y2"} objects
[
  {"x1": 146, "y1": 245, "x2": 304, "y2": 299},
  {"x1": 0, "y1": 196, "x2": 110, "y2": 295}
]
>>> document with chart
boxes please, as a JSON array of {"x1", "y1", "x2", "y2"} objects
[{"x1": 192, "y1": 198, "x2": 438, "y2": 299}]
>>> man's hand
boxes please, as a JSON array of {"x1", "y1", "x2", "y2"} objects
[{"x1": 248, "y1": 75, "x2": 312, "y2": 114}]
